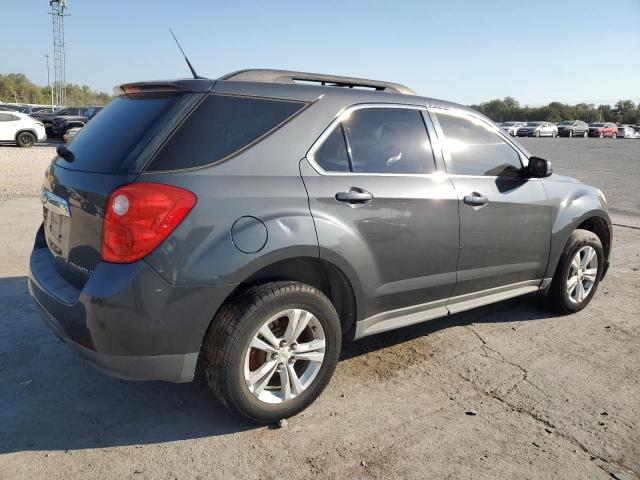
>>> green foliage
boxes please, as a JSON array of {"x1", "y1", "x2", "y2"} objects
[
  {"x1": 0, "y1": 73, "x2": 112, "y2": 106},
  {"x1": 471, "y1": 97, "x2": 639, "y2": 125}
]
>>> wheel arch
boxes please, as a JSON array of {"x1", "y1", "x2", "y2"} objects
[
  {"x1": 14, "y1": 128, "x2": 38, "y2": 142},
  {"x1": 233, "y1": 256, "x2": 359, "y2": 337},
  {"x1": 544, "y1": 189, "x2": 612, "y2": 281}
]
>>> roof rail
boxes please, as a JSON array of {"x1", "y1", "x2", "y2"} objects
[{"x1": 219, "y1": 69, "x2": 416, "y2": 96}]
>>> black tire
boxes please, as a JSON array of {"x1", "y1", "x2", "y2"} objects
[
  {"x1": 544, "y1": 229, "x2": 604, "y2": 314},
  {"x1": 16, "y1": 131, "x2": 36, "y2": 148},
  {"x1": 203, "y1": 281, "x2": 341, "y2": 423}
]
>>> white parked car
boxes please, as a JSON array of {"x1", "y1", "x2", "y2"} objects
[
  {"x1": 0, "y1": 111, "x2": 47, "y2": 147},
  {"x1": 500, "y1": 121, "x2": 526, "y2": 136},
  {"x1": 617, "y1": 125, "x2": 639, "y2": 139}
]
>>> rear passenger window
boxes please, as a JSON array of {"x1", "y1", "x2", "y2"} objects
[
  {"x1": 311, "y1": 107, "x2": 436, "y2": 175},
  {"x1": 150, "y1": 94, "x2": 307, "y2": 171},
  {"x1": 314, "y1": 126, "x2": 350, "y2": 172},
  {"x1": 434, "y1": 111, "x2": 522, "y2": 177},
  {"x1": 344, "y1": 108, "x2": 435, "y2": 174}
]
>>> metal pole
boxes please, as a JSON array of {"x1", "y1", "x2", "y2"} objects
[{"x1": 45, "y1": 54, "x2": 53, "y2": 110}]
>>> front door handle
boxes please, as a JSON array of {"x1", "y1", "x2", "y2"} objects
[
  {"x1": 463, "y1": 192, "x2": 488, "y2": 207},
  {"x1": 335, "y1": 188, "x2": 373, "y2": 204}
]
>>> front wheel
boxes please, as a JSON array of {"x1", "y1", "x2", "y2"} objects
[
  {"x1": 552, "y1": 131, "x2": 558, "y2": 137},
  {"x1": 203, "y1": 281, "x2": 341, "y2": 423},
  {"x1": 535, "y1": 130, "x2": 540, "y2": 137},
  {"x1": 544, "y1": 229, "x2": 603, "y2": 314},
  {"x1": 16, "y1": 131, "x2": 36, "y2": 148},
  {"x1": 568, "y1": 130, "x2": 573, "y2": 138},
  {"x1": 583, "y1": 130, "x2": 588, "y2": 138}
]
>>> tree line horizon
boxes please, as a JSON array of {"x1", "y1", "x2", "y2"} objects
[{"x1": 1, "y1": 73, "x2": 638, "y2": 124}]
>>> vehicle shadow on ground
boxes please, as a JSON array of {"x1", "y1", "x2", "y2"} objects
[{"x1": 0, "y1": 276, "x2": 555, "y2": 454}]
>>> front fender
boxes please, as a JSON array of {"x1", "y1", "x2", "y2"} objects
[{"x1": 543, "y1": 180, "x2": 611, "y2": 279}]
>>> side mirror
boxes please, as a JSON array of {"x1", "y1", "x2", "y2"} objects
[{"x1": 527, "y1": 156, "x2": 552, "y2": 177}]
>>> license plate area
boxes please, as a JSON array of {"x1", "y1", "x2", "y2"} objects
[
  {"x1": 44, "y1": 207, "x2": 66, "y2": 257},
  {"x1": 41, "y1": 190, "x2": 72, "y2": 259}
]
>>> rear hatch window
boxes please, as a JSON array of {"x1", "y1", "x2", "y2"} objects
[
  {"x1": 56, "y1": 93, "x2": 195, "y2": 174},
  {"x1": 147, "y1": 94, "x2": 307, "y2": 171}
]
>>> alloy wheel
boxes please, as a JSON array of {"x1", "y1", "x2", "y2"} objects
[
  {"x1": 244, "y1": 308, "x2": 326, "y2": 404},
  {"x1": 566, "y1": 246, "x2": 598, "y2": 304}
]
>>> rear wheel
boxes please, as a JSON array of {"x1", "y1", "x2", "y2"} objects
[
  {"x1": 16, "y1": 131, "x2": 37, "y2": 148},
  {"x1": 203, "y1": 281, "x2": 341, "y2": 423},
  {"x1": 544, "y1": 229, "x2": 603, "y2": 314}
]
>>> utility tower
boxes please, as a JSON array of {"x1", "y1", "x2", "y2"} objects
[{"x1": 49, "y1": 0, "x2": 68, "y2": 107}]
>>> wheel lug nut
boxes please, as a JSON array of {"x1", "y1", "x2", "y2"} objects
[
  {"x1": 288, "y1": 358, "x2": 296, "y2": 365},
  {"x1": 279, "y1": 340, "x2": 287, "y2": 348},
  {"x1": 271, "y1": 353, "x2": 278, "y2": 361},
  {"x1": 291, "y1": 343, "x2": 297, "y2": 350}
]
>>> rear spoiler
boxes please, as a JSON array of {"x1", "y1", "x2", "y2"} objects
[{"x1": 113, "y1": 79, "x2": 215, "y2": 96}]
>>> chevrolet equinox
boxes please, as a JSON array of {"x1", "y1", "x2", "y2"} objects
[{"x1": 29, "y1": 69, "x2": 612, "y2": 423}]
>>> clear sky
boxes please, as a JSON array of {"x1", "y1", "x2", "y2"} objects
[{"x1": 3, "y1": 0, "x2": 640, "y2": 106}]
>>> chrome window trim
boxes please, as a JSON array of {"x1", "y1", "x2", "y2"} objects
[
  {"x1": 306, "y1": 103, "x2": 441, "y2": 177},
  {"x1": 427, "y1": 106, "x2": 531, "y2": 173}
]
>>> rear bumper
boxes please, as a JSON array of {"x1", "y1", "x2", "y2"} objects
[
  {"x1": 32, "y1": 293, "x2": 198, "y2": 382},
  {"x1": 28, "y1": 234, "x2": 236, "y2": 382}
]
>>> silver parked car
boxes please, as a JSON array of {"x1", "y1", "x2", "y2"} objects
[{"x1": 517, "y1": 121, "x2": 558, "y2": 137}]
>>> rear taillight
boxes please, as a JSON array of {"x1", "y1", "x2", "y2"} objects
[{"x1": 101, "y1": 183, "x2": 196, "y2": 263}]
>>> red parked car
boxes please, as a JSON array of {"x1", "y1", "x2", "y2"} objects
[{"x1": 588, "y1": 122, "x2": 617, "y2": 138}]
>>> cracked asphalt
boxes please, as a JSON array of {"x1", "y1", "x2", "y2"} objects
[{"x1": 0, "y1": 138, "x2": 639, "y2": 479}]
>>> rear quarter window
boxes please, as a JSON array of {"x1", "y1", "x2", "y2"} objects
[
  {"x1": 148, "y1": 94, "x2": 307, "y2": 171},
  {"x1": 56, "y1": 94, "x2": 190, "y2": 173}
]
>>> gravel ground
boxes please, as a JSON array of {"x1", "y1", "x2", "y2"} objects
[
  {"x1": 0, "y1": 138, "x2": 639, "y2": 480},
  {"x1": 0, "y1": 143, "x2": 55, "y2": 201}
]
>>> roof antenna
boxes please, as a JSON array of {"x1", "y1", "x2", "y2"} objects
[{"x1": 169, "y1": 28, "x2": 203, "y2": 79}]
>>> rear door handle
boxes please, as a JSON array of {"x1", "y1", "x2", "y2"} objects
[
  {"x1": 335, "y1": 188, "x2": 373, "y2": 204},
  {"x1": 463, "y1": 192, "x2": 488, "y2": 207}
]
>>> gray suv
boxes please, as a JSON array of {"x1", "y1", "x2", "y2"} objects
[{"x1": 28, "y1": 69, "x2": 612, "y2": 423}]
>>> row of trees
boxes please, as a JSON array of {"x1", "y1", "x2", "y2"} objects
[
  {"x1": 471, "y1": 97, "x2": 640, "y2": 125},
  {"x1": 0, "y1": 73, "x2": 112, "y2": 107},
  {"x1": 2, "y1": 73, "x2": 638, "y2": 124}
]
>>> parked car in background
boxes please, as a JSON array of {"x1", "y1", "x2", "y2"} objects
[
  {"x1": 31, "y1": 106, "x2": 85, "y2": 134},
  {"x1": 517, "y1": 121, "x2": 558, "y2": 137},
  {"x1": 51, "y1": 106, "x2": 104, "y2": 137},
  {"x1": 617, "y1": 125, "x2": 635, "y2": 138},
  {"x1": 62, "y1": 126, "x2": 82, "y2": 143},
  {"x1": 500, "y1": 121, "x2": 526, "y2": 136},
  {"x1": 557, "y1": 120, "x2": 589, "y2": 137},
  {"x1": 0, "y1": 104, "x2": 34, "y2": 115},
  {"x1": 28, "y1": 69, "x2": 612, "y2": 423},
  {"x1": 588, "y1": 122, "x2": 617, "y2": 138},
  {"x1": 0, "y1": 111, "x2": 46, "y2": 147},
  {"x1": 31, "y1": 107, "x2": 55, "y2": 115}
]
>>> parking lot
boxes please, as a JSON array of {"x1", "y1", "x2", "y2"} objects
[{"x1": 0, "y1": 138, "x2": 638, "y2": 479}]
